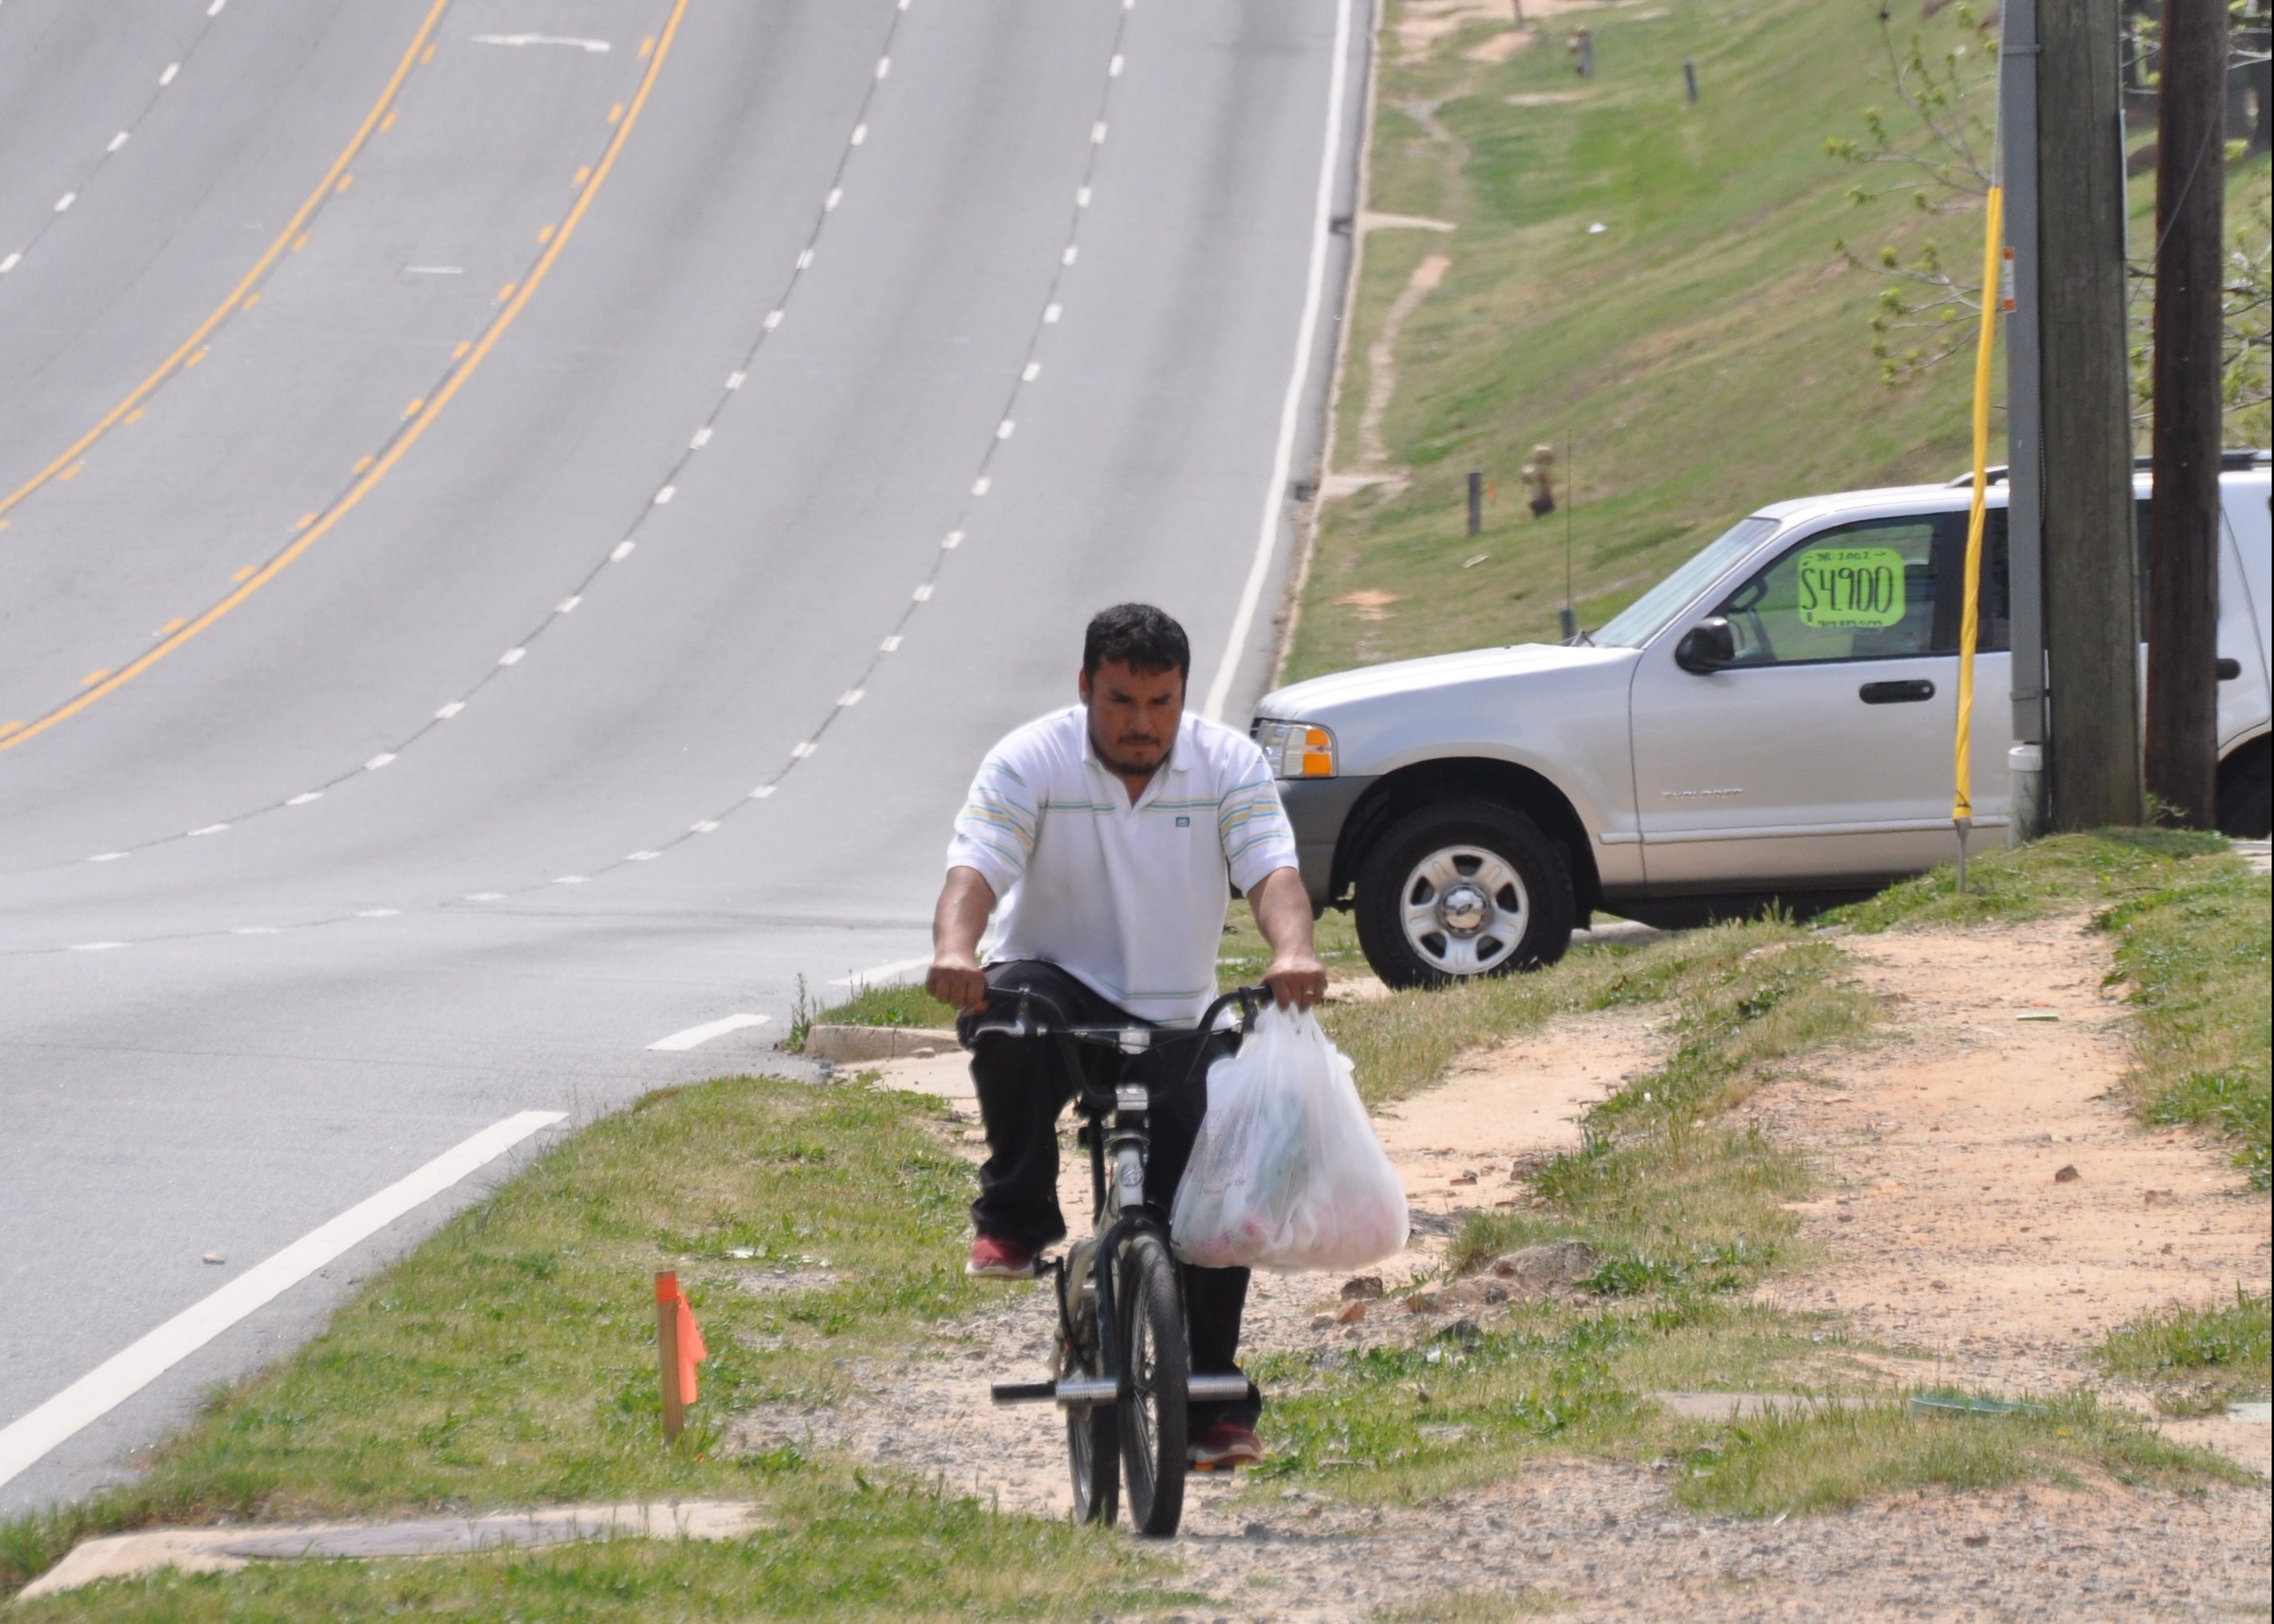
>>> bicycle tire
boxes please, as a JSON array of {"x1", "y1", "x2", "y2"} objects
[
  {"x1": 1117, "y1": 1229, "x2": 1188, "y2": 1537},
  {"x1": 1060, "y1": 1254, "x2": 1117, "y2": 1527}
]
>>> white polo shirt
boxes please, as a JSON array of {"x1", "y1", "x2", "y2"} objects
[{"x1": 947, "y1": 706, "x2": 1299, "y2": 1024}]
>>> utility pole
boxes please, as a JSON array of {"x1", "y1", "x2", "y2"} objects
[
  {"x1": 2036, "y1": 0, "x2": 2145, "y2": 830},
  {"x1": 2000, "y1": 0, "x2": 2047, "y2": 840},
  {"x1": 2146, "y1": 0, "x2": 2229, "y2": 826}
]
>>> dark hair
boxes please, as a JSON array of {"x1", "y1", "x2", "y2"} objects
[{"x1": 1082, "y1": 603, "x2": 1190, "y2": 679}]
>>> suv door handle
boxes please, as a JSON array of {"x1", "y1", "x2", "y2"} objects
[{"x1": 1858, "y1": 679, "x2": 1935, "y2": 704}]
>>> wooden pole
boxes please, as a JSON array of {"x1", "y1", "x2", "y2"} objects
[
  {"x1": 2038, "y1": 0, "x2": 2145, "y2": 830},
  {"x1": 2145, "y1": 0, "x2": 2229, "y2": 826},
  {"x1": 655, "y1": 1271, "x2": 685, "y2": 1442}
]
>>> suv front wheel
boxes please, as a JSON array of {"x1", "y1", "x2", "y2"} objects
[{"x1": 1353, "y1": 800, "x2": 1576, "y2": 989}]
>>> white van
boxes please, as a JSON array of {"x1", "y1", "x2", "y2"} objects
[{"x1": 1254, "y1": 456, "x2": 2272, "y2": 987}]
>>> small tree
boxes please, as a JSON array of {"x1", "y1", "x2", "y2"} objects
[
  {"x1": 1823, "y1": 5, "x2": 2000, "y2": 384},
  {"x1": 1825, "y1": 1, "x2": 2272, "y2": 441}
]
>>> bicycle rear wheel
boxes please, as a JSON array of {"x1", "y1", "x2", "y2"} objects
[
  {"x1": 1060, "y1": 1256, "x2": 1117, "y2": 1526},
  {"x1": 1117, "y1": 1229, "x2": 1188, "y2": 1537}
]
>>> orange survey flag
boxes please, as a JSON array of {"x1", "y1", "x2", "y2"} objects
[{"x1": 655, "y1": 1273, "x2": 708, "y2": 1405}]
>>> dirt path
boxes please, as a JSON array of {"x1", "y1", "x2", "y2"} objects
[
  {"x1": 735, "y1": 1002, "x2": 1660, "y2": 1523},
  {"x1": 1743, "y1": 914, "x2": 2271, "y2": 1475},
  {"x1": 753, "y1": 929, "x2": 2270, "y2": 1620}
]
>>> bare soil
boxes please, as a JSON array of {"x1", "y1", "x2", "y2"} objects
[
  {"x1": 756, "y1": 923, "x2": 2271, "y2": 1621},
  {"x1": 1742, "y1": 914, "x2": 2272, "y2": 1478}
]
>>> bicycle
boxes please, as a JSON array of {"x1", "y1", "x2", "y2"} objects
[{"x1": 971, "y1": 980, "x2": 1270, "y2": 1537}]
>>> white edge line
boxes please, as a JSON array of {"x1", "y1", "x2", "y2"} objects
[
  {"x1": 646, "y1": 1013, "x2": 770, "y2": 1053},
  {"x1": 0, "y1": 1110, "x2": 566, "y2": 1493},
  {"x1": 1200, "y1": 0, "x2": 1354, "y2": 723}
]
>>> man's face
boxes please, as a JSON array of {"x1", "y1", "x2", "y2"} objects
[{"x1": 1080, "y1": 660, "x2": 1184, "y2": 778}]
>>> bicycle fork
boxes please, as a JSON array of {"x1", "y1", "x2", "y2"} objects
[{"x1": 990, "y1": 1212, "x2": 1247, "y2": 1412}]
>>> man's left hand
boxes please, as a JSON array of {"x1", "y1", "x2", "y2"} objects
[{"x1": 1262, "y1": 953, "x2": 1327, "y2": 1011}]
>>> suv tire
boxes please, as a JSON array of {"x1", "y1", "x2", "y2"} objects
[
  {"x1": 1354, "y1": 800, "x2": 1576, "y2": 989},
  {"x1": 2217, "y1": 739, "x2": 2272, "y2": 839}
]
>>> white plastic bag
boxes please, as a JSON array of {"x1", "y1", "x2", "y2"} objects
[{"x1": 1170, "y1": 1004, "x2": 1409, "y2": 1272}]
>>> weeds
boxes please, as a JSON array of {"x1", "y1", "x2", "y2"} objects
[{"x1": 2095, "y1": 1290, "x2": 2272, "y2": 1415}]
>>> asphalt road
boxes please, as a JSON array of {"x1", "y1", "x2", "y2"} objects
[{"x1": 0, "y1": 0, "x2": 1366, "y2": 1516}]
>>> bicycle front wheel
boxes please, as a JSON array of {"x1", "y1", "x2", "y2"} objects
[{"x1": 1117, "y1": 1229, "x2": 1188, "y2": 1537}]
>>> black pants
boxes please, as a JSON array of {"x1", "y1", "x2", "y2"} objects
[{"x1": 958, "y1": 960, "x2": 1259, "y2": 1431}]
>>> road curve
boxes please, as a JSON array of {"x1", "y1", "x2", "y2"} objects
[{"x1": 0, "y1": 0, "x2": 1364, "y2": 1516}]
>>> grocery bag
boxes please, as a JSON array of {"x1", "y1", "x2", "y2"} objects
[{"x1": 1169, "y1": 1003, "x2": 1409, "y2": 1271}]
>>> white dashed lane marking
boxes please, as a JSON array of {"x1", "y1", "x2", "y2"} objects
[
  {"x1": 829, "y1": 956, "x2": 932, "y2": 987},
  {"x1": 471, "y1": 33, "x2": 611, "y2": 51},
  {"x1": 645, "y1": 1013, "x2": 769, "y2": 1053},
  {"x1": 0, "y1": 13, "x2": 226, "y2": 288},
  {"x1": 19, "y1": 0, "x2": 1176, "y2": 954},
  {"x1": 2, "y1": 1, "x2": 912, "y2": 890}
]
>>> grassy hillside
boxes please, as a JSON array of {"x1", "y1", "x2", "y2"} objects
[{"x1": 1284, "y1": 0, "x2": 2273, "y2": 680}]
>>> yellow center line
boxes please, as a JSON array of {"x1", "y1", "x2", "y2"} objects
[
  {"x1": 1, "y1": 0, "x2": 692, "y2": 757},
  {"x1": 0, "y1": 0, "x2": 449, "y2": 529}
]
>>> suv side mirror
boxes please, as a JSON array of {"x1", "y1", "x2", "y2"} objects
[{"x1": 1674, "y1": 617, "x2": 1736, "y2": 674}]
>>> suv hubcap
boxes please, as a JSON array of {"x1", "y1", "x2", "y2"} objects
[{"x1": 1400, "y1": 846, "x2": 1529, "y2": 976}]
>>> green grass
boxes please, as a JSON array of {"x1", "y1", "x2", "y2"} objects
[
  {"x1": 1247, "y1": 916, "x2": 1886, "y2": 1503},
  {"x1": 1319, "y1": 914, "x2": 1860, "y2": 1113},
  {"x1": 2096, "y1": 1289, "x2": 2273, "y2": 1416},
  {"x1": 1246, "y1": 895, "x2": 2245, "y2": 1512},
  {"x1": 1835, "y1": 830, "x2": 2272, "y2": 1188},
  {"x1": 1287, "y1": 0, "x2": 2272, "y2": 679},
  {"x1": 2, "y1": 1078, "x2": 1153, "y2": 1616},
  {"x1": 1672, "y1": 1390, "x2": 2245, "y2": 1518},
  {"x1": 14, "y1": 1484, "x2": 1161, "y2": 1624},
  {"x1": 814, "y1": 981, "x2": 957, "y2": 1032}
]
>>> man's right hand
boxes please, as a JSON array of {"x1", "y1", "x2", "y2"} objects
[{"x1": 927, "y1": 956, "x2": 991, "y2": 1015}]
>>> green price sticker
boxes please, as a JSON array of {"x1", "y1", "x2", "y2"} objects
[{"x1": 1797, "y1": 546, "x2": 1906, "y2": 629}]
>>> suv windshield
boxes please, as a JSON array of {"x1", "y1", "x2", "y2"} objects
[{"x1": 1592, "y1": 516, "x2": 1780, "y2": 648}]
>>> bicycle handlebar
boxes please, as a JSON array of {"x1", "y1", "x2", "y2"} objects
[{"x1": 965, "y1": 982, "x2": 1273, "y2": 1105}]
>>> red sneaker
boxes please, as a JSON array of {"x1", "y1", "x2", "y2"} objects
[
  {"x1": 965, "y1": 1236, "x2": 1038, "y2": 1279},
  {"x1": 1188, "y1": 1421, "x2": 1264, "y2": 1470}
]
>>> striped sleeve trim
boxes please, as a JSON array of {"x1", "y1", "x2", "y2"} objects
[
  {"x1": 1217, "y1": 771, "x2": 1296, "y2": 893},
  {"x1": 948, "y1": 752, "x2": 1042, "y2": 891}
]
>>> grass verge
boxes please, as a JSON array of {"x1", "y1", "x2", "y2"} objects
[
  {"x1": 1835, "y1": 830, "x2": 2272, "y2": 1188},
  {"x1": 2095, "y1": 1290, "x2": 2273, "y2": 1417},
  {"x1": 1673, "y1": 1390, "x2": 2241, "y2": 1518},
  {"x1": 1287, "y1": 0, "x2": 2270, "y2": 677},
  {"x1": 1248, "y1": 896, "x2": 2244, "y2": 1513},
  {"x1": 1248, "y1": 917, "x2": 1890, "y2": 1504},
  {"x1": 3, "y1": 1078, "x2": 1158, "y2": 1617},
  {"x1": 13, "y1": 1484, "x2": 1157, "y2": 1624}
]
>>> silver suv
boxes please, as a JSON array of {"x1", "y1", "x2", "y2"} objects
[{"x1": 1254, "y1": 460, "x2": 2273, "y2": 988}]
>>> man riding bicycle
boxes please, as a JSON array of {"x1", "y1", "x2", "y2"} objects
[{"x1": 926, "y1": 602, "x2": 1326, "y2": 1472}]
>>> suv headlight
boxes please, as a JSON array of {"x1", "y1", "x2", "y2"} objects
[{"x1": 1252, "y1": 719, "x2": 1337, "y2": 779}]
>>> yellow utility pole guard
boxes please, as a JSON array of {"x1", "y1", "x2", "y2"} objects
[{"x1": 1952, "y1": 183, "x2": 2004, "y2": 885}]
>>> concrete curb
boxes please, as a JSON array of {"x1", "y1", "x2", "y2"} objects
[
  {"x1": 18, "y1": 1500, "x2": 766, "y2": 1601},
  {"x1": 803, "y1": 1025, "x2": 960, "y2": 1065}
]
